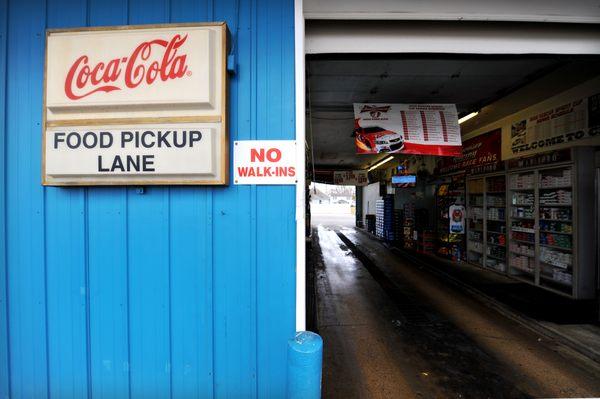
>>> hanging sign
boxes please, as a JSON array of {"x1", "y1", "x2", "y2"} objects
[
  {"x1": 43, "y1": 23, "x2": 228, "y2": 185},
  {"x1": 234, "y1": 140, "x2": 297, "y2": 185},
  {"x1": 353, "y1": 103, "x2": 462, "y2": 157},
  {"x1": 449, "y1": 204, "x2": 466, "y2": 234},
  {"x1": 333, "y1": 170, "x2": 368, "y2": 186},
  {"x1": 504, "y1": 91, "x2": 600, "y2": 159},
  {"x1": 437, "y1": 128, "x2": 502, "y2": 175}
]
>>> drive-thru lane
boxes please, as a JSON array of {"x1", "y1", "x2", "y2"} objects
[{"x1": 312, "y1": 222, "x2": 600, "y2": 398}]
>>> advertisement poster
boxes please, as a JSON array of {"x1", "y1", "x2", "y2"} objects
[
  {"x1": 353, "y1": 103, "x2": 462, "y2": 157},
  {"x1": 449, "y1": 204, "x2": 466, "y2": 234},
  {"x1": 333, "y1": 170, "x2": 369, "y2": 186},
  {"x1": 506, "y1": 92, "x2": 600, "y2": 159},
  {"x1": 437, "y1": 128, "x2": 503, "y2": 175}
]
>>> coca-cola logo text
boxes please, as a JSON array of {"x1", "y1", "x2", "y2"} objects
[{"x1": 64, "y1": 34, "x2": 190, "y2": 100}]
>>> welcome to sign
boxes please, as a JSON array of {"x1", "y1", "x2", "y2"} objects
[{"x1": 43, "y1": 23, "x2": 228, "y2": 185}]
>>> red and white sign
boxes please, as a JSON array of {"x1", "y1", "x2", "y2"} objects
[
  {"x1": 45, "y1": 24, "x2": 225, "y2": 122},
  {"x1": 353, "y1": 103, "x2": 462, "y2": 157},
  {"x1": 234, "y1": 141, "x2": 297, "y2": 185}
]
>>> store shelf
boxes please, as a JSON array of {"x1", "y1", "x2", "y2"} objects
[
  {"x1": 540, "y1": 218, "x2": 572, "y2": 223},
  {"x1": 486, "y1": 242, "x2": 505, "y2": 247},
  {"x1": 539, "y1": 203, "x2": 572, "y2": 207},
  {"x1": 540, "y1": 274, "x2": 572, "y2": 287},
  {"x1": 510, "y1": 216, "x2": 535, "y2": 220},
  {"x1": 486, "y1": 254, "x2": 505, "y2": 261},
  {"x1": 540, "y1": 243, "x2": 572, "y2": 251},
  {"x1": 539, "y1": 185, "x2": 572, "y2": 190},
  {"x1": 540, "y1": 230, "x2": 572, "y2": 235},
  {"x1": 512, "y1": 238, "x2": 535, "y2": 245},
  {"x1": 509, "y1": 250, "x2": 534, "y2": 258}
]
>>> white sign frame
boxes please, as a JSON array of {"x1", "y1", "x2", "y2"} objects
[{"x1": 42, "y1": 22, "x2": 228, "y2": 186}]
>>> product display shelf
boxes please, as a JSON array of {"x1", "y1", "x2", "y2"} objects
[
  {"x1": 466, "y1": 175, "x2": 507, "y2": 273},
  {"x1": 537, "y1": 166, "x2": 574, "y2": 293},
  {"x1": 508, "y1": 171, "x2": 536, "y2": 282},
  {"x1": 505, "y1": 161, "x2": 592, "y2": 297}
]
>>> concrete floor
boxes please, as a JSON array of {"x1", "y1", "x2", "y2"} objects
[{"x1": 311, "y1": 214, "x2": 600, "y2": 399}]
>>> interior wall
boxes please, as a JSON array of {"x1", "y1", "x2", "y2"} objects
[{"x1": 362, "y1": 182, "x2": 382, "y2": 221}]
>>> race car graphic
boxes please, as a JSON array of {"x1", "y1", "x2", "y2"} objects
[{"x1": 354, "y1": 125, "x2": 405, "y2": 154}]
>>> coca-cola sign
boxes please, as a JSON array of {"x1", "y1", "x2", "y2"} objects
[
  {"x1": 43, "y1": 23, "x2": 228, "y2": 186},
  {"x1": 64, "y1": 34, "x2": 190, "y2": 100},
  {"x1": 45, "y1": 24, "x2": 225, "y2": 123}
]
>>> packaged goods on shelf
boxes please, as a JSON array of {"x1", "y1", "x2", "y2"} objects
[
  {"x1": 510, "y1": 254, "x2": 535, "y2": 272},
  {"x1": 539, "y1": 220, "x2": 572, "y2": 233},
  {"x1": 511, "y1": 206, "x2": 535, "y2": 218},
  {"x1": 511, "y1": 231, "x2": 535, "y2": 243},
  {"x1": 511, "y1": 219, "x2": 535, "y2": 233},
  {"x1": 552, "y1": 269, "x2": 573, "y2": 285},
  {"x1": 540, "y1": 246, "x2": 572, "y2": 269},
  {"x1": 539, "y1": 169, "x2": 571, "y2": 188},
  {"x1": 487, "y1": 207, "x2": 505, "y2": 220},
  {"x1": 539, "y1": 207, "x2": 571, "y2": 221},
  {"x1": 539, "y1": 189, "x2": 572, "y2": 206},
  {"x1": 511, "y1": 192, "x2": 534, "y2": 205},
  {"x1": 540, "y1": 232, "x2": 572, "y2": 249},
  {"x1": 485, "y1": 258, "x2": 506, "y2": 272},
  {"x1": 469, "y1": 207, "x2": 484, "y2": 220},
  {"x1": 509, "y1": 173, "x2": 534, "y2": 189},
  {"x1": 486, "y1": 196, "x2": 505, "y2": 207},
  {"x1": 468, "y1": 240, "x2": 483, "y2": 253},
  {"x1": 509, "y1": 242, "x2": 535, "y2": 257},
  {"x1": 487, "y1": 232, "x2": 506, "y2": 246}
]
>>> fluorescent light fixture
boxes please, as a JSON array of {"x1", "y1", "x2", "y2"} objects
[
  {"x1": 458, "y1": 111, "x2": 479, "y2": 124},
  {"x1": 367, "y1": 156, "x2": 394, "y2": 172}
]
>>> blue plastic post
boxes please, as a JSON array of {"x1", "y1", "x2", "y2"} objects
[{"x1": 286, "y1": 331, "x2": 323, "y2": 399}]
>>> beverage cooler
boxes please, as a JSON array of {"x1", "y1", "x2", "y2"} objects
[{"x1": 466, "y1": 148, "x2": 596, "y2": 299}]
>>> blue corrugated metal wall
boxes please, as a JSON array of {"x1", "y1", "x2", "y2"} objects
[{"x1": 0, "y1": 0, "x2": 297, "y2": 397}]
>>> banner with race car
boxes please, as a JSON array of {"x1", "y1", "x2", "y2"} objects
[{"x1": 353, "y1": 103, "x2": 462, "y2": 156}]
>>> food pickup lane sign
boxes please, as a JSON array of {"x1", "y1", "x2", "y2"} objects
[
  {"x1": 234, "y1": 140, "x2": 297, "y2": 185},
  {"x1": 43, "y1": 23, "x2": 227, "y2": 185},
  {"x1": 45, "y1": 124, "x2": 218, "y2": 183}
]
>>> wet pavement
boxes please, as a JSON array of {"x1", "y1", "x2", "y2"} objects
[{"x1": 311, "y1": 216, "x2": 600, "y2": 399}]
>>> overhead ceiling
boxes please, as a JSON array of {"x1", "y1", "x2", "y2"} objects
[{"x1": 307, "y1": 55, "x2": 600, "y2": 169}]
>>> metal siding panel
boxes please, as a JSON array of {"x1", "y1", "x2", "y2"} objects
[
  {"x1": 0, "y1": 0, "x2": 9, "y2": 396},
  {"x1": 85, "y1": 2, "x2": 130, "y2": 398},
  {"x1": 256, "y1": 0, "x2": 296, "y2": 396},
  {"x1": 170, "y1": 0, "x2": 211, "y2": 22},
  {"x1": 127, "y1": 188, "x2": 171, "y2": 399},
  {"x1": 2, "y1": 0, "x2": 296, "y2": 397},
  {"x1": 5, "y1": 0, "x2": 49, "y2": 397},
  {"x1": 169, "y1": 188, "x2": 214, "y2": 399},
  {"x1": 88, "y1": 188, "x2": 131, "y2": 399},
  {"x1": 44, "y1": 2, "x2": 90, "y2": 398},
  {"x1": 212, "y1": 0, "x2": 257, "y2": 396}
]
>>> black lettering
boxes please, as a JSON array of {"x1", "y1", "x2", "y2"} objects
[
  {"x1": 99, "y1": 132, "x2": 113, "y2": 148},
  {"x1": 141, "y1": 131, "x2": 155, "y2": 148},
  {"x1": 189, "y1": 130, "x2": 202, "y2": 147},
  {"x1": 66, "y1": 132, "x2": 81, "y2": 149},
  {"x1": 158, "y1": 131, "x2": 171, "y2": 148},
  {"x1": 111, "y1": 155, "x2": 125, "y2": 172},
  {"x1": 173, "y1": 131, "x2": 186, "y2": 148},
  {"x1": 54, "y1": 132, "x2": 65, "y2": 149},
  {"x1": 98, "y1": 155, "x2": 110, "y2": 172},
  {"x1": 121, "y1": 131, "x2": 134, "y2": 148},
  {"x1": 142, "y1": 155, "x2": 155, "y2": 171},
  {"x1": 83, "y1": 132, "x2": 98, "y2": 149}
]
